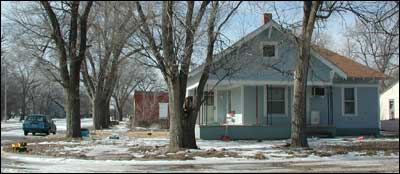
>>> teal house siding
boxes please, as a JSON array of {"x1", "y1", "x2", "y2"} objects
[{"x1": 189, "y1": 19, "x2": 382, "y2": 140}]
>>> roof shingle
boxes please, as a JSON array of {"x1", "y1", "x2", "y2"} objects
[{"x1": 313, "y1": 46, "x2": 387, "y2": 79}]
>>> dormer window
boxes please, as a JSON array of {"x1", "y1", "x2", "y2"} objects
[{"x1": 263, "y1": 45, "x2": 275, "y2": 57}]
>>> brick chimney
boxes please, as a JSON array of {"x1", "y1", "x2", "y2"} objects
[{"x1": 263, "y1": 13, "x2": 272, "y2": 25}]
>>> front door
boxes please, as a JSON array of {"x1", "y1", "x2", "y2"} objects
[{"x1": 307, "y1": 87, "x2": 328, "y2": 126}]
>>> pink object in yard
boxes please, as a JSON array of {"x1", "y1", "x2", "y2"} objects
[
  {"x1": 221, "y1": 135, "x2": 231, "y2": 141},
  {"x1": 357, "y1": 136, "x2": 364, "y2": 140}
]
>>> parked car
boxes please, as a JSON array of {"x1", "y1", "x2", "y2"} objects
[{"x1": 23, "y1": 114, "x2": 57, "y2": 136}]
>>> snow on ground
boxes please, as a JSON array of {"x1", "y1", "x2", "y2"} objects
[
  {"x1": 2, "y1": 149, "x2": 399, "y2": 173},
  {"x1": 1, "y1": 118, "x2": 399, "y2": 173},
  {"x1": 53, "y1": 118, "x2": 93, "y2": 131},
  {"x1": 1, "y1": 118, "x2": 93, "y2": 137}
]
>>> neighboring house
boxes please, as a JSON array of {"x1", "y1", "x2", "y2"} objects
[
  {"x1": 187, "y1": 14, "x2": 386, "y2": 140},
  {"x1": 379, "y1": 81, "x2": 399, "y2": 132},
  {"x1": 132, "y1": 91, "x2": 169, "y2": 129}
]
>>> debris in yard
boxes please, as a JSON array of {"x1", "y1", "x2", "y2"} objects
[
  {"x1": 365, "y1": 150, "x2": 378, "y2": 156},
  {"x1": 147, "y1": 132, "x2": 152, "y2": 136},
  {"x1": 221, "y1": 135, "x2": 230, "y2": 141},
  {"x1": 12, "y1": 142, "x2": 28, "y2": 152},
  {"x1": 357, "y1": 136, "x2": 365, "y2": 140},
  {"x1": 109, "y1": 134, "x2": 120, "y2": 139},
  {"x1": 176, "y1": 151, "x2": 185, "y2": 155},
  {"x1": 314, "y1": 151, "x2": 333, "y2": 157},
  {"x1": 81, "y1": 128, "x2": 90, "y2": 137},
  {"x1": 254, "y1": 152, "x2": 266, "y2": 160},
  {"x1": 206, "y1": 148, "x2": 217, "y2": 153}
]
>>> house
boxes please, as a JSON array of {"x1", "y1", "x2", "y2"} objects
[
  {"x1": 132, "y1": 91, "x2": 169, "y2": 129},
  {"x1": 187, "y1": 13, "x2": 386, "y2": 140},
  {"x1": 380, "y1": 80, "x2": 399, "y2": 132}
]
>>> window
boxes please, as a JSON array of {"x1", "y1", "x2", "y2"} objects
[
  {"x1": 312, "y1": 87, "x2": 325, "y2": 96},
  {"x1": 389, "y1": 99, "x2": 395, "y2": 120},
  {"x1": 159, "y1": 103, "x2": 168, "y2": 119},
  {"x1": 343, "y1": 88, "x2": 357, "y2": 116},
  {"x1": 204, "y1": 91, "x2": 214, "y2": 106},
  {"x1": 267, "y1": 87, "x2": 286, "y2": 114},
  {"x1": 263, "y1": 45, "x2": 275, "y2": 57}
]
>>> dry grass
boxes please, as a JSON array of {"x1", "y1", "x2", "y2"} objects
[{"x1": 122, "y1": 130, "x2": 169, "y2": 138}]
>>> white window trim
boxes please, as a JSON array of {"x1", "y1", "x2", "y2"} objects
[
  {"x1": 342, "y1": 87, "x2": 358, "y2": 116},
  {"x1": 260, "y1": 41, "x2": 279, "y2": 59},
  {"x1": 264, "y1": 85, "x2": 288, "y2": 117}
]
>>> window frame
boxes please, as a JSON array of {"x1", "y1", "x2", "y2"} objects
[
  {"x1": 265, "y1": 86, "x2": 288, "y2": 116},
  {"x1": 261, "y1": 41, "x2": 278, "y2": 59},
  {"x1": 342, "y1": 87, "x2": 358, "y2": 116}
]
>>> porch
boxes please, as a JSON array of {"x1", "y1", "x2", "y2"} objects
[{"x1": 188, "y1": 83, "x2": 336, "y2": 140}]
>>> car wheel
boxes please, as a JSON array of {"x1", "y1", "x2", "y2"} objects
[
  {"x1": 24, "y1": 131, "x2": 28, "y2": 136},
  {"x1": 32, "y1": 132, "x2": 36, "y2": 135},
  {"x1": 46, "y1": 130, "x2": 50, "y2": 135},
  {"x1": 53, "y1": 131, "x2": 56, "y2": 135}
]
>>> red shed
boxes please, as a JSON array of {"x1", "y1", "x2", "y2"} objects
[{"x1": 133, "y1": 91, "x2": 169, "y2": 129}]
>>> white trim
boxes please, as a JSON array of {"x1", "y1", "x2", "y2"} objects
[
  {"x1": 264, "y1": 86, "x2": 268, "y2": 118},
  {"x1": 306, "y1": 87, "x2": 310, "y2": 122},
  {"x1": 214, "y1": 84, "x2": 243, "y2": 91},
  {"x1": 311, "y1": 49, "x2": 348, "y2": 79},
  {"x1": 214, "y1": 90, "x2": 218, "y2": 123},
  {"x1": 268, "y1": 27, "x2": 272, "y2": 39},
  {"x1": 187, "y1": 82, "x2": 199, "y2": 90},
  {"x1": 241, "y1": 86, "x2": 244, "y2": 118},
  {"x1": 333, "y1": 84, "x2": 379, "y2": 87},
  {"x1": 330, "y1": 71, "x2": 335, "y2": 81},
  {"x1": 342, "y1": 87, "x2": 358, "y2": 117},
  {"x1": 207, "y1": 79, "x2": 332, "y2": 87}
]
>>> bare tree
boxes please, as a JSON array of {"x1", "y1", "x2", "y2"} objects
[
  {"x1": 12, "y1": 56, "x2": 40, "y2": 120},
  {"x1": 136, "y1": 1, "x2": 241, "y2": 151},
  {"x1": 81, "y1": 1, "x2": 140, "y2": 129},
  {"x1": 343, "y1": 3, "x2": 399, "y2": 90},
  {"x1": 40, "y1": 1, "x2": 93, "y2": 138},
  {"x1": 112, "y1": 59, "x2": 145, "y2": 121}
]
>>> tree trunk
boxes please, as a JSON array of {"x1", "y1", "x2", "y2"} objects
[
  {"x1": 182, "y1": 109, "x2": 198, "y2": 149},
  {"x1": 102, "y1": 97, "x2": 111, "y2": 128},
  {"x1": 20, "y1": 89, "x2": 26, "y2": 121},
  {"x1": 291, "y1": 55, "x2": 309, "y2": 147},
  {"x1": 291, "y1": 1, "x2": 320, "y2": 148},
  {"x1": 92, "y1": 97, "x2": 104, "y2": 130},
  {"x1": 65, "y1": 84, "x2": 81, "y2": 138},
  {"x1": 168, "y1": 80, "x2": 184, "y2": 152},
  {"x1": 116, "y1": 99, "x2": 123, "y2": 121}
]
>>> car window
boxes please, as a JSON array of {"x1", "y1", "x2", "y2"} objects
[{"x1": 26, "y1": 116, "x2": 46, "y2": 122}]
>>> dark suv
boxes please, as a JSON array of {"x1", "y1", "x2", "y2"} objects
[{"x1": 23, "y1": 114, "x2": 57, "y2": 136}]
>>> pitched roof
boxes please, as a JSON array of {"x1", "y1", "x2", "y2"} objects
[
  {"x1": 189, "y1": 19, "x2": 387, "y2": 80},
  {"x1": 312, "y1": 46, "x2": 387, "y2": 79}
]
